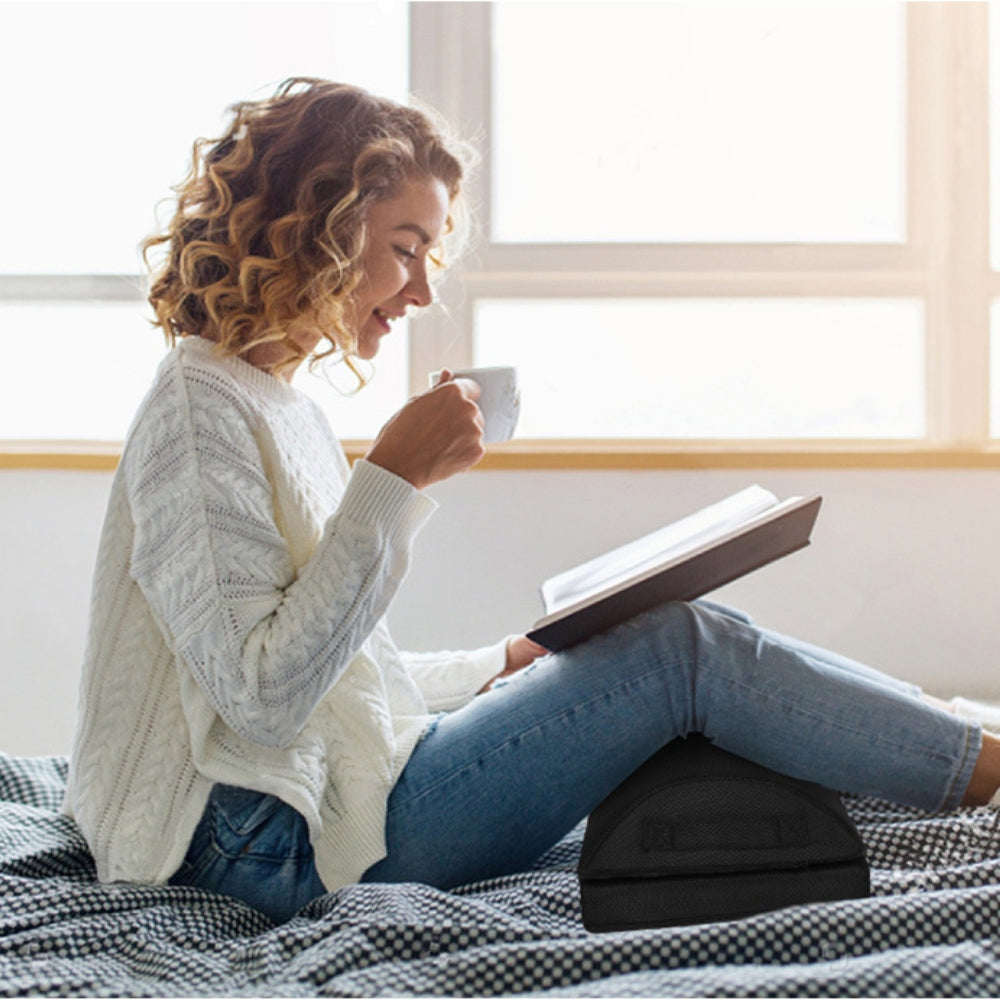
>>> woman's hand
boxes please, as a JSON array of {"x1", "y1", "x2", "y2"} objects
[
  {"x1": 365, "y1": 371, "x2": 486, "y2": 490},
  {"x1": 479, "y1": 635, "x2": 550, "y2": 693}
]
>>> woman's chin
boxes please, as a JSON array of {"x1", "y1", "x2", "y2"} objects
[{"x1": 355, "y1": 335, "x2": 384, "y2": 361}]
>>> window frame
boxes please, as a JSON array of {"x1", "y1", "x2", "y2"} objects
[
  {"x1": 405, "y1": 0, "x2": 1000, "y2": 463},
  {"x1": 4, "y1": 0, "x2": 1000, "y2": 470}
]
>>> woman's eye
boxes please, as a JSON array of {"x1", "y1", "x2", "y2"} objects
[{"x1": 394, "y1": 245, "x2": 418, "y2": 262}]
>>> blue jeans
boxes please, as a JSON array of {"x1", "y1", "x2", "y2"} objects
[
  {"x1": 168, "y1": 782, "x2": 325, "y2": 923},
  {"x1": 170, "y1": 601, "x2": 981, "y2": 922}
]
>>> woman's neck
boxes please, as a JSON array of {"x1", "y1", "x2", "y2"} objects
[{"x1": 198, "y1": 328, "x2": 312, "y2": 382}]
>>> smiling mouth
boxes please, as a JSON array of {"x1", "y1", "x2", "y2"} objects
[{"x1": 374, "y1": 308, "x2": 402, "y2": 332}]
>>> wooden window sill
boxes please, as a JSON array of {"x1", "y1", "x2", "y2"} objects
[{"x1": 5, "y1": 440, "x2": 1000, "y2": 471}]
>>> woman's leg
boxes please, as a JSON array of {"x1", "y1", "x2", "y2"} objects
[
  {"x1": 705, "y1": 601, "x2": 993, "y2": 734},
  {"x1": 363, "y1": 601, "x2": 982, "y2": 890},
  {"x1": 697, "y1": 599, "x2": 923, "y2": 698}
]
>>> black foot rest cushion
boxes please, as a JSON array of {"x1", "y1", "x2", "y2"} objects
[{"x1": 578, "y1": 734, "x2": 870, "y2": 931}]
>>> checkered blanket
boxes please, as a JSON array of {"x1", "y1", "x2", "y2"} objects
[{"x1": 2, "y1": 752, "x2": 1000, "y2": 997}]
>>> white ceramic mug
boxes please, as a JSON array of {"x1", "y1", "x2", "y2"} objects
[{"x1": 429, "y1": 366, "x2": 520, "y2": 444}]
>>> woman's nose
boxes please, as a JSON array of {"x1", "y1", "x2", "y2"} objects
[{"x1": 405, "y1": 267, "x2": 433, "y2": 309}]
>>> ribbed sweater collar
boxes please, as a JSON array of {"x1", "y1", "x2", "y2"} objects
[{"x1": 179, "y1": 335, "x2": 303, "y2": 404}]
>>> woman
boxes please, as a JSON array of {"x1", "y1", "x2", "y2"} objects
[{"x1": 64, "y1": 78, "x2": 1000, "y2": 924}]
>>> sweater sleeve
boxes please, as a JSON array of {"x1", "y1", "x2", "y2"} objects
[
  {"x1": 124, "y1": 359, "x2": 435, "y2": 749},
  {"x1": 402, "y1": 640, "x2": 510, "y2": 711}
]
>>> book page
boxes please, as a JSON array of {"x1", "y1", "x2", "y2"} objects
[{"x1": 540, "y1": 485, "x2": 779, "y2": 615}]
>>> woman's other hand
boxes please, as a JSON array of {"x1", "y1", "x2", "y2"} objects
[
  {"x1": 479, "y1": 635, "x2": 549, "y2": 693},
  {"x1": 365, "y1": 370, "x2": 486, "y2": 490}
]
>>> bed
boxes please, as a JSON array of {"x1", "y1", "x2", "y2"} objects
[{"x1": 3, "y1": 751, "x2": 1000, "y2": 997}]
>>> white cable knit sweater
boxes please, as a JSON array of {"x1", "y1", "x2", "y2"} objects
[{"x1": 63, "y1": 336, "x2": 506, "y2": 891}]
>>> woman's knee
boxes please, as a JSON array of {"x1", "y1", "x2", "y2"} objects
[
  {"x1": 619, "y1": 599, "x2": 724, "y2": 654},
  {"x1": 555, "y1": 600, "x2": 748, "y2": 728},
  {"x1": 694, "y1": 598, "x2": 754, "y2": 626},
  {"x1": 627, "y1": 600, "x2": 756, "y2": 708},
  {"x1": 606, "y1": 601, "x2": 713, "y2": 693}
]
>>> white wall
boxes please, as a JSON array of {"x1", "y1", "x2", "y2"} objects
[{"x1": 3, "y1": 464, "x2": 1000, "y2": 757}]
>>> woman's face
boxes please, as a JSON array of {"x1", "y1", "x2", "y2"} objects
[{"x1": 346, "y1": 175, "x2": 451, "y2": 360}]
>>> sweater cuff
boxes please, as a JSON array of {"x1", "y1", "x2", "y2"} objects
[
  {"x1": 462, "y1": 636, "x2": 513, "y2": 700},
  {"x1": 462, "y1": 637, "x2": 511, "y2": 692},
  {"x1": 338, "y1": 459, "x2": 437, "y2": 544},
  {"x1": 404, "y1": 638, "x2": 511, "y2": 712}
]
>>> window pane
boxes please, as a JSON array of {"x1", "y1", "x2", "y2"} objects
[
  {"x1": 492, "y1": 2, "x2": 905, "y2": 244},
  {"x1": 0, "y1": 1, "x2": 408, "y2": 274},
  {"x1": 0, "y1": 303, "x2": 164, "y2": 439},
  {"x1": 294, "y1": 324, "x2": 409, "y2": 440},
  {"x1": 992, "y1": 4, "x2": 1000, "y2": 271},
  {"x1": 475, "y1": 299, "x2": 924, "y2": 439},
  {"x1": 0, "y1": 304, "x2": 406, "y2": 442}
]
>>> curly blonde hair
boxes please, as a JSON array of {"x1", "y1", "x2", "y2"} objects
[{"x1": 142, "y1": 77, "x2": 475, "y2": 377}]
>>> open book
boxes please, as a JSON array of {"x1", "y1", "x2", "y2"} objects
[{"x1": 526, "y1": 485, "x2": 822, "y2": 652}]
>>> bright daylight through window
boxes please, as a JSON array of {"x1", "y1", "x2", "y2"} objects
[
  {"x1": 479, "y1": 1, "x2": 916, "y2": 442},
  {"x1": 990, "y1": 3, "x2": 1000, "y2": 437},
  {"x1": 0, "y1": 1, "x2": 408, "y2": 444},
  {"x1": 2, "y1": 2, "x2": 999, "y2": 457},
  {"x1": 491, "y1": 3, "x2": 904, "y2": 244}
]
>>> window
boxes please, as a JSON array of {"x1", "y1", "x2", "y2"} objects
[
  {"x1": 0, "y1": 1, "x2": 409, "y2": 446},
  {"x1": 475, "y1": 299, "x2": 924, "y2": 439},
  {"x1": 4, "y1": 1, "x2": 1000, "y2": 465},
  {"x1": 993, "y1": 1, "x2": 1000, "y2": 274},
  {"x1": 991, "y1": 3, "x2": 1000, "y2": 437},
  {"x1": 407, "y1": 1, "x2": 1000, "y2": 459},
  {"x1": 491, "y1": 3, "x2": 905, "y2": 244}
]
